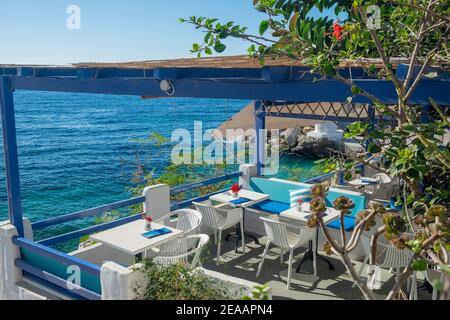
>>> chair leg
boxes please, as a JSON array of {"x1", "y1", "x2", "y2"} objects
[
  {"x1": 287, "y1": 248, "x2": 293, "y2": 290},
  {"x1": 240, "y1": 219, "x2": 245, "y2": 254},
  {"x1": 216, "y1": 230, "x2": 222, "y2": 266},
  {"x1": 312, "y1": 237, "x2": 317, "y2": 277},
  {"x1": 432, "y1": 288, "x2": 438, "y2": 300},
  {"x1": 214, "y1": 230, "x2": 217, "y2": 245},
  {"x1": 256, "y1": 241, "x2": 270, "y2": 278},
  {"x1": 353, "y1": 256, "x2": 369, "y2": 288},
  {"x1": 409, "y1": 272, "x2": 417, "y2": 300},
  {"x1": 280, "y1": 248, "x2": 284, "y2": 264}
]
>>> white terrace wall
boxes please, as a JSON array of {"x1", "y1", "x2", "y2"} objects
[{"x1": 0, "y1": 220, "x2": 48, "y2": 300}]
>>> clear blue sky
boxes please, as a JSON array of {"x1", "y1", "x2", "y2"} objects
[{"x1": 0, "y1": 1, "x2": 338, "y2": 65}]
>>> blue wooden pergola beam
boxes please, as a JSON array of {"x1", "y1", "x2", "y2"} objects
[
  {"x1": 9, "y1": 75, "x2": 450, "y2": 105},
  {"x1": 1, "y1": 63, "x2": 450, "y2": 241}
]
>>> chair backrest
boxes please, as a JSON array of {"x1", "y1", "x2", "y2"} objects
[
  {"x1": 170, "y1": 209, "x2": 202, "y2": 236},
  {"x1": 154, "y1": 234, "x2": 210, "y2": 269},
  {"x1": 377, "y1": 237, "x2": 414, "y2": 268},
  {"x1": 373, "y1": 173, "x2": 392, "y2": 184},
  {"x1": 260, "y1": 216, "x2": 313, "y2": 249},
  {"x1": 193, "y1": 201, "x2": 220, "y2": 230},
  {"x1": 260, "y1": 217, "x2": 291, "y2": 249}
]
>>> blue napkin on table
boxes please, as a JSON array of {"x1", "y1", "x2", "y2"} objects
[
  {"x1": 229, "y1": 197, "x2": 252, "y2": 205},
  {"x1": 142, "y1": 227, "x2": 172, "y2": 239},
  {"x1": 304, "y1": 213, "x2": 328, "y2": 220}
]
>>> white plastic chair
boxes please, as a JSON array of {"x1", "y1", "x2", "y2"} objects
[
  {"x1": 358, "y1": 233, "x2": 416, "y2": 298},
  {"x1": 364, "y1": 173, "x2": 393, "y2": 196},
  {"x1": 154, "y1": 209, "x2": 202, "y2": 236},
  {"x1": 153, "y1": 234, "x2": 209, "y2": 269},
  {"x1": 193, "y1": 200, "x2": 245, "y2": 266},
  {"x1": 256, "y1": 216, "x2": 316, "y2": 289},
  {"x1": 425, "y1": 268, "x2": 448, "y2": 300},
  {"x1": 373, "y1": 173, "x2": 392, "y2": 184}
]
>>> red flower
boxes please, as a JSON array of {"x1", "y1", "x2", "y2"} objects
[
  {"x1": 143, "y1": 215, "x2": 152, "y2": 222},
  {"x1": 297, "y1": 199, "x2": 304, "y2": 203},
  {"x1": 332, "y1": 23, "x2": 343, "y2": 41},
  {"x1": 231, "y1": 184, "x2": 241, "y2": 194},
  {"x1": 325, "y1": 21, "x2": 344, "y2": 41}
]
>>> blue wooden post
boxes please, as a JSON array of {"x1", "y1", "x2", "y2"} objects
[
  {"x1": 254, "y1": 101, "x2": 266, "y2": 176},
  {"x1": 0, "y1": 76, "x2": 24, "y2": 237},
  {"x1": 365, "y1": 104, "x2": 376, "y2": 151},
  {"x1": 363, "y1": 104, "x2": 376, "y2": 176},
  {"x1": 421, "y1": 105, "x2": 430, "y2": 123}
]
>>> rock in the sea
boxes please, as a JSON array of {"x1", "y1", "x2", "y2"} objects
[
  {"x1": 283, "y1": 128, "x2": 301, "y2": 147},
  {"x1": 292, "y1": 136, "x2": 346, "y2": 158}
]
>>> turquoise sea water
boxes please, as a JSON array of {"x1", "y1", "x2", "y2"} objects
[{"x1": 0, "y1": 91, "x2": 318, "y2": 247}]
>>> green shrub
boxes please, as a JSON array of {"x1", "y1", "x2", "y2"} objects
[{"x1": 133, "y1": 259, "x2": 233, "y2": 300}]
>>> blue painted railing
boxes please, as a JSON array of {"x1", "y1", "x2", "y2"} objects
[
  {"x1": 16, "y1": 260, "x2": 101, "y2": 300},
  {"x1": 13, "y1": 237, "x2": 101, "y2": 275},
  {"x1": 304, "y1": 163, "x2": 365, "y2": 184},
  {"x1": 170, "y1": 172, "x2": 241, "y2": 195},
  {"x1": 33, "y1": 172, "x2": 241, "y2": 246},
  {"x1": 12, "y1": 172, "x2": 241, "y2": 299},
  {"x1": 38, "y1": 213, "x2": 142, "y2": 247},
  {"x1": 32, "y1": 196, "x2": 145, "y2": 230},
  {"x1": 171, "y1": 188, "x2": 229, "y2": 211},
  {"x1": 12, "y1": 237, "x2": 101, "y2": 300}
]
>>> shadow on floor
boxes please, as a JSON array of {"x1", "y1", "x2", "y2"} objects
[{"x1": 200, "y1": 230, "x2": 432, "y2": 300}]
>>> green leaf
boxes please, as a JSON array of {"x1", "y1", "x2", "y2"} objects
[
  {"x1": 204, "y1": 32, "x2": 212, "y2": 44},
  {"x1": 321, "y1": 63, "x2": 336, "y2": 76},
  {"x1": 259, "y1": 20, "x2": 269, "y2": 35},
  {"x1": 302, "y1": 22, "x2": 311, "y2": 40},
  {"x1": 351, "y1": 85, "x2": 362, "y2": 95},
  {"x1": 411, "y1": 259, "x2": 428, "y2": 272},
  {"x1": 204, "y1": 47, "x2": 212, "y2": 55},
  {"x1": 214, "y1": 42, "x2": 226, "y2": 53},
  {"x1": 289, "y1": 12, "x2": 299, "y2": 31},
  {"x1": 367, "y1": 143, "x2": 381, "y2": 154}
]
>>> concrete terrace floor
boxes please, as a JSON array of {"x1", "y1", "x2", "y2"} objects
[{"x1": 201, "y1": 230, "x2": 432, "y2": 300}]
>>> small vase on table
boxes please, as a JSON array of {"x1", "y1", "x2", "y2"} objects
[
  {"x1": 143, "y1": 215, "x2": 152, "y2": 231},
  {"x1": 230, "y1": 184, "x2": 241, "y2": 199},
  {"x1": 296, "y1": 199, "x2": 304, "y2": 212}
]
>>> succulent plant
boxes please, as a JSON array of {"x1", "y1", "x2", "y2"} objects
[
  {"x1": 356, "y1": 210, "x2": 377, "y2": 231},
  {"x1": 391, "y1": 235, "x2": 410, "y2": 250},
  {"x1": 413, "y1": 214, "x2": 425, "y2": 226},
  {"x1": 307, "y1": 214, "x2": 318, "y2": 228},
  {"x1": 426, "y1": 205, "x2": 447, "y2": 218},
  {"x1": 333, "y1": 196, "x2": 355, "y2": 214},
  {"x1": 383, "y1": 213, "x2": 407, "y2": 235},
  {"x1": 323, "y1": 242, "x2": 333, "y2": 256},
  {"x1": 311, "y1": 182, "x2": 330, "y2": 198},
  {"x1": 310, "y1": 197, "x2": 327, "y2": 214},
  {"x1": 368, "y1": 201, "x2": 387, "y2": 215}
]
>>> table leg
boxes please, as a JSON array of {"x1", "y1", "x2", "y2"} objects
[
  {"x1": 296, "y1": 228, "x2": 335, "y2": 273},
  {"x1": 225, "y1": 207, "x2": 260, "y2": 253}
]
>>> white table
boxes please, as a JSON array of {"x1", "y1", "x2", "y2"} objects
[
  {"x1": 279, "y1": 203, "x2": 341, "y2": 274},
  {"x1": 210, "y1": 189, "x2": 269, "y2": 252},
  {"x1": 279, "y1": 203, "x2": 340, "y2": 225},
  {"x1": 90, "y1": 220, "x2": 183, "y2": 258},
  {"x1": 210, "y1": 189, "x2": 269, "y2": 207}
]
